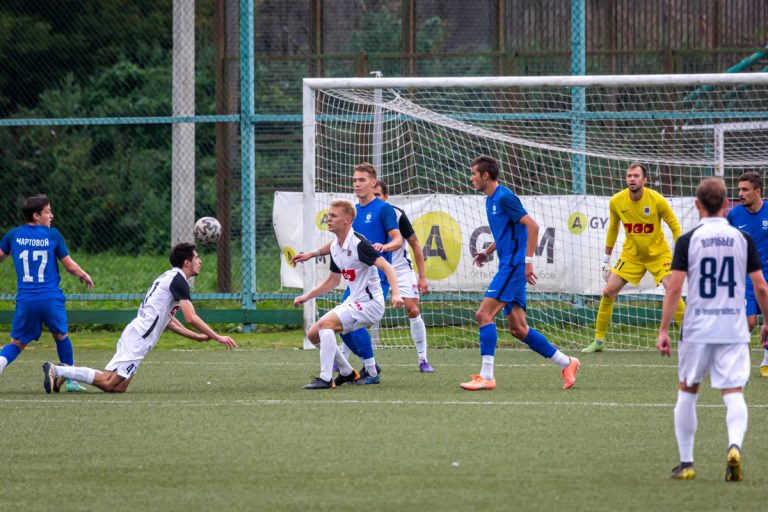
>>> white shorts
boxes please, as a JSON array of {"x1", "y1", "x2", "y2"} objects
[
  {"x1": 677, "y1": 342, "x2": 751, "y2": 389},
  {"x1": 396, "y1": 269, "x2": 420, "y2": 300},
  {"x1": 105, "y1": 325, "x2": 154, "y2": 379},
  {"x1": 330, "y1": 298, "x2": 385, "y2": 334}
]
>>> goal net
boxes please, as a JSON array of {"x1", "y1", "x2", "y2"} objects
[{"x1": 283, "y1": 74, "x2": 768, "y2": 350}]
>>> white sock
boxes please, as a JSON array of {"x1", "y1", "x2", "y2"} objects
[
  {"x1": 674, "y1": 390, "x2": 698, "y2": 462},
  {"x1": 318, "y1": 329, "x2": 336, "y2": 382},
  {"x1": 370, "y1": 323, "x2": 381, "y2": 348},
  {"x1": 334, "y1": 346, "x2": 354, "y2": 377},
  {"x1": 0, "y1": 356, "x2": 7, "y2": 375},
  {"x1": 761, "y1": 349, "x2": 768, "y2": 367},
  {"x1": 55, "y1": 365, "x2": 97, "y2": 385},
  {"x1": 550, "y1": 350, "x2": 570, "y2": 369},
  {"x1": 363, "y1": 357, "x2": 378, "y2": 377},
  {"x1": 481, "y1": 355, "x2": 494, "y2": 380},
  {"x1": 340, "y1": 342, "x2": 352, "y2": 360},
  {"x1": 409, "y1": 315, "x2": 428, "y2": 361},
  {"x1": 723, "y1": 392, "x2": 748, "y2": 449}
]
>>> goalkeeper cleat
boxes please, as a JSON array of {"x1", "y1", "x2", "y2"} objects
[
  {"x1": 354, "y1": 374, "x2": 381, "y2": 385},
  {"x1": 759, "y1": 365, "x2": 768, "y2": 378},
  {"x1": 725, "y1": 444, "x2": 743, "y2": 482},
  {"x1": 561, "y1": 357, "x2": 580, "y2": 389},
  {"x1": 460, "y1": 374, "x2": 496, "y2": 391},
  {"x1": 581, "y1": 339, "x2": 604, "y2": 353},
  {"x1": 670, "y1": 462, "x2": 695, "y2": 480},
  {"x1": 42, "y1": 362, "x2": 55, "y2": 395},
  {"x1": 419, "y1": 360, "x2": 435, "y2": 373},
  {"x1": 303, "y1": 376, "x2": 335, "y2": 389},
  {"x1": 64, "y1": 379, "x2": 87, "y2": 393},
  {"x1": 334, "y1": 369, "x2": 360, "y2": 386}
]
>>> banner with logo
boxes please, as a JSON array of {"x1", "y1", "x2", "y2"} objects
[{"x1": 273, "y1": 192, "x2": 699, "y2": 295}]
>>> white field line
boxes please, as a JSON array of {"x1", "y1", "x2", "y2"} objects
[
  {"x1": 9, "y1": 361, "x2": 681, "y2": 368},
  {"x1": 2, "y1": 398, "x2": 768, "y2": 409}
]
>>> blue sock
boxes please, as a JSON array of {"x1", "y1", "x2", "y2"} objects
[
  {"x1": 479, "y1": 324, "x2": 497, "y2": 357},
  {"x1": 0, "y1": 343, "x2": 22, "y2": 365},
  {"x1": 339, "y1": 332, "x2": 361, "y2": 358},
  {"x1": 522, "y1": 328, "x2": 556, "y2": 358},
  {"x1": 348, "y1": 328, "x2": 374, "y2": 360},
  {"x1": 56, "y1": 336, "x2": 75, "y2": 366}
]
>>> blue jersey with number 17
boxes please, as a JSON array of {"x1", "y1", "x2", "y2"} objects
[{"x1": 0, "y1": 224, "x2": 69, "y2": 302}]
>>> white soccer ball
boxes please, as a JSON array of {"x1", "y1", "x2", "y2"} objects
[{"x1": 194, "y1": 217, "x2": 222, "y2": 244}]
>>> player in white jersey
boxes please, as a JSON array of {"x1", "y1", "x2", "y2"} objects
[
  {"x1": 42, "y1": 243, "x2": 237, "y2": 393},
  {"x1": 657, "y1": 178, "x2": 768, "y2": 482},
  {"x1": 373, "y1": 181, "x2": 433, "y2": 372},
  {"x1": 294, "y1": 199, "x2": 404, "y2": 389}
]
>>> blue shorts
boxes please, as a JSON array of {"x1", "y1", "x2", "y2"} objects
[
  {"x1": 485, "y1": 263, "x2": 526, "y2": 316},
  {"x1": 10, "y1": 298, "x2": 68, "y2": 344},
  {"x1": 746, "y1": 297, "x2": 761, "y2": 317}
]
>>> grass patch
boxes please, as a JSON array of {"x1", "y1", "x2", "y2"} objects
[{"x1": 2, "y1": 337, "x2": 768, "y2": 511}]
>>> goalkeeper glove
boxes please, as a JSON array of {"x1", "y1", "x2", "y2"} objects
[{"x1": 601, "y1": 255, "x2": 612, "y2": 282}]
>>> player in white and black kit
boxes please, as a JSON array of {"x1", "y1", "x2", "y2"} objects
[
  {"x1": 657, "y1": 178, "x2": 768, "y2": 482},
  {"x1": 42, "y1": 243, "x2": 237, "y2": 393},
  {"x1": 373, "y1": 181, "x2": 433, "y2": 372},
  {"x1": 294, "y1": 199, "x2": 404, "y2": 389}
]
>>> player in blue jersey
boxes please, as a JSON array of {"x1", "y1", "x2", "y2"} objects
[
  {"x1": 0, "y1": 194, "x2": 94, "y2": 391},
  {"x1": 291, "y1": 162, "x2": 402, "y2": 384},
  {"x1": 460, "y1": 156, "x2": 580, "y2": 391},
  {"x1": 727, "y1": 172, "x2": 768, "y2": 376}
]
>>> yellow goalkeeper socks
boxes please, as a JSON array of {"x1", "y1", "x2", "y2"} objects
[
  {"x1": 674, "y1": 298, "x2": 686, "y2": 327},
  {"x1": 595, "y1": 296, "x2": 616, "y2": 340}
]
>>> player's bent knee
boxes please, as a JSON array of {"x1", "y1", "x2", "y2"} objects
[
  {"x1": 10, "y1": 340, "x2": 26, "y2": 351},
  {"x1": 509, "y1": 325, "x2": 528, "y2": 340}
]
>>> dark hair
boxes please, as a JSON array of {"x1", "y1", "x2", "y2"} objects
[
  {"x1": 170, "y1": 242, "x2": 197, "y2": 268},
  {"x1": 738, "y1": 171, "x2": 762, "y2": 193},
  {"x1": 471, "y1": 155, "x2": 500, "y2": 180},
  {"x1": 696, "y1": 178, "x2": 726, "y2": 215},
  {"x1": 628, "y1": 163, "x2": 648, "y2": 178},
  {"x1": 354, "y1": 162, "x2": 377, "y2": 178},
  {"x1": 22, "y1": 194, "x2": 50, "y2": 222},
  {"x1": 375, "y1": 180, "x2": 389, "y2": 196}
]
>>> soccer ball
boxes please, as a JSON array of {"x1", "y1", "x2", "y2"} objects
[{"x1": 194, "y1": 217, "x2": 222, "y2": 244}]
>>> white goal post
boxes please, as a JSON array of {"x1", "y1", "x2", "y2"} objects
[{"x1": 287, "y1": 73, "x2": 768, "y2": 350}]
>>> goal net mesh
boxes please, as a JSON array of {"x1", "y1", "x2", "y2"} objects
[{"x1": 307, "y1": 77, "x2": 768, "y2": 350}]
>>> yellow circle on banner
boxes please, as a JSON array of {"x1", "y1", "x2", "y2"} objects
[
  {"x1": 411, "y1": 211, "x2": 461, "y2": 280},
  {"x1": 315, "y1": 209, "x2": 329, "y2": 231},
  {"x1": 283, "y1": 246, "x2": 296, "y2": 265},
  {"x1": 568, "y1": 211, "x2": 587, "y2": 235}
]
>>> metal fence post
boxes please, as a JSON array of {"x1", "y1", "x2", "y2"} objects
[{"x1": 240, "y1": 0, "x2": 256, "y2": 329}]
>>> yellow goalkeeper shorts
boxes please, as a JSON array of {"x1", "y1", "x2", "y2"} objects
[{"x1": 610, "y1": 253, "x2": 672, "y2": 286}]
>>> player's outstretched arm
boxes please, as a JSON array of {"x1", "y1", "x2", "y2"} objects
[
  {"x1": 290, "y1": 241, "x2": 332, "y2": 266},
  {"x1": 294, "y1": 272, "x2": 341, "y2": 307},
  {"x1": 473, "y1": 242, "x2": 495, "y2": 267},
  {"x1": 408, "y1": 234, "x2": 429, "y2": 295},
  {"x1": 178, "y1": 300, "x2": 238, "y2": 350},
  {"x1": 166, "y1": 316, "x2": 210, "y2": 342},
  {"x1": 60, "y1": 255, "x2": 94, "y2": 289},
  {"x1": 657, "y1": 269, "x2": 685, "y2": 356},
  {"x1": 375, "y1": 257, "x2": 404, "y2": 309}
]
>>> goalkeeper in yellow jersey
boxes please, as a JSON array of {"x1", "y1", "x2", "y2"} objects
[{"x1": 582, "y1": 163, "x2": 686, "y2": 353}]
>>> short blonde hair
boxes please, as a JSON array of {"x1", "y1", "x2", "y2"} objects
[{"x1": 329, "y1": 199, "x2": 356, "y2": 220}]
